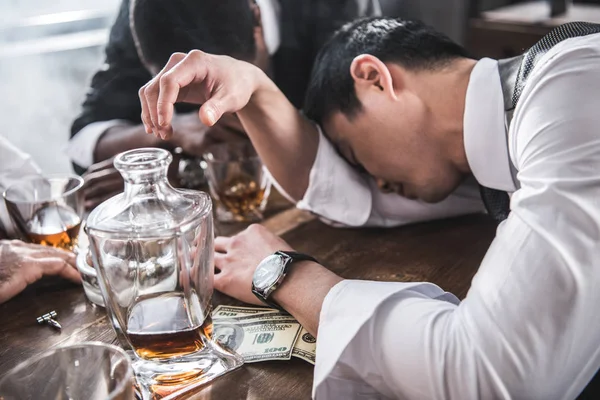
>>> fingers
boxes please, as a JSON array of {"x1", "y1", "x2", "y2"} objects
[
  {"x1": 155, "y1": 52, "x2": 207, "y2": 138},
  {"x1": 157, "y1": 53, "x2": 191, "y2": 127},
  {"x1": 141, "y1": 50, "x2": 249, "y2": 139},
  {"x1": 26, "y1": 245, "x2": 76, "y2": 266},
  {"x1": 140, "y1": 52, "x2": 187, "y2": 136},
  {"x1": 213, "y1": 268, "x2": 231, "y2": 293},
  {"x1": 39, "y1": 257, "x2": 82, "y2": 284},
  {"x1": 139, "y1": 85, "x2": 154, "y2": 134},
  {"x1": 214, "y1": 252, "x2": 227, "y2": 269},
  {"x1": 215, "y1": 236, "x2": 230, "y2": 253},
  {"x1": 199, "y1": 94, "x2": 227, "y2": 127},
  {"x1": 4, "y1": 239, "x2": 26, "y2": 248}
]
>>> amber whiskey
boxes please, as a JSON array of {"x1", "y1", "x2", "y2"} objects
[
  {"x1": 24, "y1": 204, "x2": 81, "y2": 250},
  {"x1": 216, "y1": 176, "x2": 265, "y2": 219},
  {"x1": 126, "y1": 293, "x2": 213, "y2": 360}
]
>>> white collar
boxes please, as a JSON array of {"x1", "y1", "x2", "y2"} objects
[
  {"x1": 256, "y1": 0, "x2": 281, "y2": 55},
  {"x1": 463, "y1": 58, "x2": 517, "y2": 192}
]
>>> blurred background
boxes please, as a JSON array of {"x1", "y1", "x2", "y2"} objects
[
  {"x1": 0, "y1": 0, "x2": 120, "y2": 173},
  {"x1": 1, "y1": 0, "x2": 599, "y2": 174}
]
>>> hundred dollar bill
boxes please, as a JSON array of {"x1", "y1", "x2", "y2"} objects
[
  {"x1": 212, "y1": 305, "x2": 317, "y2": 364},
  {"x1": 212, "y1": 305, "x2": 281, "y2": 319},
  {"x1": 292, "y1": 327, "x2": 316, "y2": 365},
  {"x1": 213, "y1": 313, "x2": 301, "y2": 362}
]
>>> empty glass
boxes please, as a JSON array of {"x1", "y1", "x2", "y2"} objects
[
  {"x1": 85, "y1": 148, "x2": 243, "y2": 399},
  {"x1": 3, "y1": 174, "x2": 84, "y2": 251},
  {"x1": 0, "y1": 342, "x2": 134, "y2": 400},
  {"x1": 202, "y1": 142, "x2": 271, "y2": 222}
]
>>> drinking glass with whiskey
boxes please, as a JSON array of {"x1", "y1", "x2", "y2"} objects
[
  {"x1": 202, "y1": 141, "x2": 271, "y2": 223},
  {"x1": 85, "y1": 148, "x2": 243, "y2": 399},
  {"x1": 3, "y1": 175, "x2": 84, "y2": 251}
]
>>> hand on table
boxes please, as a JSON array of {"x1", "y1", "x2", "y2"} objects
[
  {"x1": 213, "y1": 224, "x2": 342, "y2": 336},
  {"x1": 214, "y1": 224, "x2": 294, "y2": 306},
  {"x1": 0, "y1": 240, "x2": 81, "y2": 304}
]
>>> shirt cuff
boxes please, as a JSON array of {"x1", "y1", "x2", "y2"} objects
[
  {"x1": 295, "y1": 125, "x2": 372, "y2": 226},
  {"x1": 313, "y1": 280, "x2": 459, "y2": 398},
  {"x1": 67, "y1": 119, "x2": 133, "y2": 169}
]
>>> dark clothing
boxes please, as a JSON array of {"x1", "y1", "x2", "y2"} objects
[{"x1": 70, "y1": 0, "x2": 374, "y2": 173}]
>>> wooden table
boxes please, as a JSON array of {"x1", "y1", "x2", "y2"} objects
[
  {"x1": 0, "y1": 202, "x2": 501, "y2": 399},
  {"x1": 467, "y1": 1, "x2": 600, "y2": 59}
]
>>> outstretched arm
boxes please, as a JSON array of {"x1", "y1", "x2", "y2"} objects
[{"x1": 139, "y1": 51, "x2": 318, "y2": 201}]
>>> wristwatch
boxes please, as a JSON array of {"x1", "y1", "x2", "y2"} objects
[{"x1": 251, "y1": 250, "x2": 318, "y2": 310}]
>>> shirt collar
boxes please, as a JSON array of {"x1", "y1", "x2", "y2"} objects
[
  {"x1": 256, "y1": 0, "x2": 281, "y2": 55},
  {"x1": 463, "y1": 58, "x2": 517, "y2": 192}
]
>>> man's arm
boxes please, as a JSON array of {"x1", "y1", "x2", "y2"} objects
[
  {"x1": 140, "y1": 51, "x2": 317, "y2": 201},
  {"x1": 140, "y1": 51, "x2": 484, "y2": 217},
  {"x1": 69, "y1": 0, "x2": 152, "y2": 171},
  {"x1": 213, "y1": 40, "x2": 600, "y2": 399}
]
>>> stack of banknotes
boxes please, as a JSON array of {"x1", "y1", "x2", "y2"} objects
[{"x1": 212, "y1": 305, "x2": 316, "y2": 364}]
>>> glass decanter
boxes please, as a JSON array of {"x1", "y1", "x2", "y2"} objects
[{"x1": 86, "y1": 148, "x2": 243, "y2": 399}]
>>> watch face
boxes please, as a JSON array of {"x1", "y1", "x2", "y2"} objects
[{"x1": 253, "y1": 254, "x2": 286, "y2": 291}]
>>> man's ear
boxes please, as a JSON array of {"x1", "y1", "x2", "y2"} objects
[{"x1": 350, "y1": 54, "x2": 399, "y2": 101}]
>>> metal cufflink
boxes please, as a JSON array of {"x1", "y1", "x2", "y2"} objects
[{"x1": 36, "y1": 311, "x2": 61, "y2": 331}]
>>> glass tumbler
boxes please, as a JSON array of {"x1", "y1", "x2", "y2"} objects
[
  {"x1": 202, "y1": 141, "x2": 271, "y2": 222},
  {"x1": 0, "y1": 342, "x2": 134, "y2": 400},
  {"x1": 3, "y1": 174, "x2": 84, "y2": 251},
  {"x1": 85, "y1": 148, "x2": 243, "y2": 399}
]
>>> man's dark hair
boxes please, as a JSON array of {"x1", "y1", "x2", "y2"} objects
[
  {"x1": 131, "y1": 0, "x2": 257, "y2": 69},
  {"x1": 304, "y1": 18, "x2": 470, "y2": 125}
]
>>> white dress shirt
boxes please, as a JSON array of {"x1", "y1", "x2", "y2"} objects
[
  {"x1": 282, "y1": 34, "x2": 600, "y2": 399},
  {"x1": 0, "y1": 138, "x2": 42, "y2": 237}
]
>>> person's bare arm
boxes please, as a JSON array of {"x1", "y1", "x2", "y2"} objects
[
  {"x1": 235, "y1": 80, "x2": 318, "y2": 201},
  {"x1": 139, "y1": 51, "x2": 318, "y2": 201}
]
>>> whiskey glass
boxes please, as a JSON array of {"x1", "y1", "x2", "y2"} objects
[
  {"x1": 85, "y1": 148, "x2": 243, "y2": 399},
  {"x1": 3, "y1": 174, "x2": 84, "y2": 251},
  {"x1": 0, "y1": 342, "x2": 134, "y2": 400},
  {"x1": 202, "y1": 142, "x2": 271, "y2": 222}
]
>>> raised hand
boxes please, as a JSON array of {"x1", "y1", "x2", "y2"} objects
[{"x1": 139, "y1": 51, "x2": 262, "y2": 140}]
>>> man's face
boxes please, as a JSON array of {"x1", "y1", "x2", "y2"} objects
[
  {"x1": 136, "y1": 0, "x2": 271, "y2": 77},
  {"x1": 323, "y1": 96, "x2": 464, "y2": 203}
]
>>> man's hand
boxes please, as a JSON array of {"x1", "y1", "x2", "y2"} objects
[
  {"x1": 139, "y1": 51, "x2": 263, "y2": 139},
  {"x1": 139, "y1": 49, "x2": 318, "y2": 201},
  {"x1": 214, "y1": 224, "x2": 343, "y2": 336},
  {"x1": 0, "y1": 240, "x2": 81, "y2": 304},
  {"x1": 214, "y1": 224, "x2": 294, "y2": 305},
  {"x1": 83, "y1": 158, "x2": 124, "y2": 211}
]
